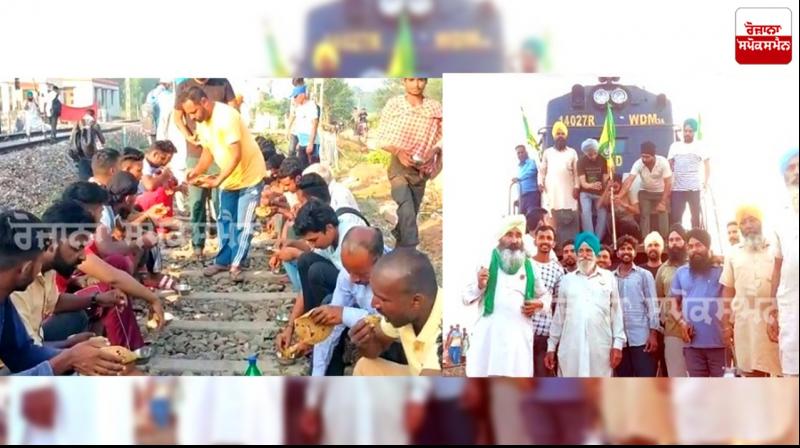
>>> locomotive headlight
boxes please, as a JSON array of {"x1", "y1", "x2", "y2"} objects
[
  {"x1": 611, "y1": 87, "x2": 628, "y2": 105},
  {"x1": 408, "y1": 0, "x2": 434, "y2": 17},
  {"x1": 593, "y1": 88, "x2": 610, "y2": 105},
  {"x1": 378, "y1": 0, "x2": 405, "y2": 17}
]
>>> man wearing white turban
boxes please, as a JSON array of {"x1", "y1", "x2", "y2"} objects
[{"x1": 464, "y1": 215, "x2": 550, "y2": 377}]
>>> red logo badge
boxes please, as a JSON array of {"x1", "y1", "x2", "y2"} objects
[{"x1": 736, "y1": 8, "x2": 792, "y2": 64}]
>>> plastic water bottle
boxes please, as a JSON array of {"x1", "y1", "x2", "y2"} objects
[{"x1": 245, "y1": 354, "x2": 262, "y2": 376}]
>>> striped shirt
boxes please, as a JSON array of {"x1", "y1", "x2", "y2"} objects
[{"x1": 667, "y1": 141, "x2": 709, "y2": 191}]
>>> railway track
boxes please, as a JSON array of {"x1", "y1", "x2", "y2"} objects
[
  {"x1": 137, "y1": 235, "x2": 310, "y2": 376},
  {"x1": 0, "y1": 125, "x2": 122, "y2": 155}
]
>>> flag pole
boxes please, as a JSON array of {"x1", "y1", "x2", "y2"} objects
[{"x1": 609, "y1": 169, "x2": 618, "y2": 251}]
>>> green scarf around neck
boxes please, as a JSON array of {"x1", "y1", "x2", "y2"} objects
[{"x1": 483, "y1": 248, "x2": 535, "y2": 317}]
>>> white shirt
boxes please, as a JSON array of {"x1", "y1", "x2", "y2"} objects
[
  {"x1": 631, "y1": 156, "x2": 672, "y2": 193},
  {"x1": 773, "y1": 202, "x2": 799, "y2": 375},
  {"x1": 314, "y1": 213, "x2": 367, "y2": 271},
  {"x1": 539, "y1": 146, "x2": 579, "y2": 210},
  {"x1": 8, "y1": 378, "x2": 135, "y2": 445},
  {"x1": 293, "y1": 100, "x2": 320, "y2": 145},
  {"x1": 667, "y1": 140, "x2": 709, "y2": 191},
  {"x1": 305, "y1": 377, "x2": 430, "y2": 445},
  {"x1": 329, "y1": 180, "x2": 360, "y2": 211},
  {"x1": 177, "y1": 377, "x2": 284, "y2": 444}
]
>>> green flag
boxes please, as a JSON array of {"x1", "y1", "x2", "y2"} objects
[
  {"x1": 387, "y1": 14, "x2": 416, "y2": 77},
  {"x1": 598, "y1": 103, "x2": 616, "y2": 169},
  {"x1": 266, "y1": 29, "x2": 290, "y2": 77},
  {"x1": 521, "y1": 107, "x2": 541, "y2": 155},
  {"x1": 696, "y1": 113, "x2": 703, "y2": 140}
]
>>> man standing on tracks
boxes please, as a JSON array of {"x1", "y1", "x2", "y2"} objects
[
  {"x1": 538, "y1": 121, "x2": 580, "y2": 246},
  {"x1": 720, "y1": 205, "x2": 781, "y2": 377},
  {"x1": 769, "y1": 147, "x2": 799, "y2": 378},
  {"x1": 668, "y1": 118, "x2": 710, "y2": 229},
  {"x1": 576, "y1": 138, "x2": 609, "y2": 242},
  {"x1": 178, "y1": 86, "x2": 267, "y2": 283},
  {"x1": 173, "y1": 78, "x2": 237, "y2": 262},
  {"x1": 513, "y1": 144, "x2": 540, "y2": 217},
  {"x1": 289, "y1": 84, "x2": 321, "y2": 168},
  {"x1": 45, "y1": 86, "x2": 61, "y2": 142},
  {"x1": 375, "y1": 78, "x2": 443, "y2": 248}
]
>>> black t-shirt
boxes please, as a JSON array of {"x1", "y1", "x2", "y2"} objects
[
  {"x1": 174, "y1": 78, "x2": 236, "y2": 153},
  {"x1": 577, "y1": 154, "x2": 608, "y2": 194},
  {"x1": 639, "y1": 263, "x2": 661, "y2": 279}
]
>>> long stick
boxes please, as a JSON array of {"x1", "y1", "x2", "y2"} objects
[{"x1": 610, "y1": 181, "x2": 618, "y2": 250}]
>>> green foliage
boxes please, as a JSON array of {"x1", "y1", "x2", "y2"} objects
[
  {"x1": 322, "y1": 78, "x2": 355, "y2": 126},
  {"x1": 365, "y1": 149, "x2": 391, "y2": 167},
  {"x1": 114, "y1": 78, "x2": 159, "y2": 119}
]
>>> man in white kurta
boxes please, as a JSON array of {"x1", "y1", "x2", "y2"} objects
[
  {"x1": 770, "y1": 148, "x2": 799, "y2": 377},
  {"x1": 303, "y1": 377, "x2": 431, "y2": 445},
  {"x1": 464, "y1": 215, "x2": 550, "y2": 377},
  {"x1": 546, "y1": 232, "x2": 626, "y2": 377},
  {"x1": 176, "y1": 377, "x2": 285, "y2": 444}
]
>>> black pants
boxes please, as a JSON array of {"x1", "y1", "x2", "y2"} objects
[
  {"x1": 414, "y1": 398, "x2": 478, "y2": 444},
  {"x1": 77, "y1": 157, "x2": 93, "y2": 181},
  {"x1": 49, "y1": 114, "x2": 59, "y2": 139},
  {"x1": 297, "y1": 252, "x2": 339, "y2": 314},
  {"x1": 520, "y1": 191, "x2": 541, "y2": 217},
  {"x1": 42, "y1": 310, "x2": 89, "y2": 341},
  {"x1": 671, "y1": 190, "x2": 702, "y2": 229},
  {"x1": 534, "y1": 335, "x2": 556, "y2": 377},
  {"x1": 615, "y1": 345, "x2": 658, "y2": 377},
  {"x1": 389, "y1": 156, "x2": 427, "y2": 248}
]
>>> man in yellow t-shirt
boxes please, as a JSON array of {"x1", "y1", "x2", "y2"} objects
[
  {"x1": 179, "y1": 86, "x2": 267, "y2": 282},
  {"x1": 349, "y1": 248, "x2": 442, "y2": 376}
]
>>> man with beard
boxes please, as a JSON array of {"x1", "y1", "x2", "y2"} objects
[
  {"x1": 545, "y1": 232, "x2": 626, "y2": 377},
  {"x1": 597, "y1": 245, "x2": 614, "y2": 270},
  {"x1": 613, "y1": 235, "x2": 660, "y2": 377},
  {"x1": 640, "y1": 231, "x2": 666, "y2": 375},
  {"x1": 726, "y1": 221, "x2": 741, "y2": 247},
  {"x1": 0, "y1": 209, "x2": 126, "y2": 375},
  {"x1": 671, "y1": 228, "x2": 726, "y2": 377},
  {"x1": 640, "y1": 231, "x2": 664, "y2": 278},
  {"x1": 539, "y1": 121, "x2": 580, "y2": 245},
  {"x1": 559, "y1": 239, "x2": 577, "y2": 273},
  {"x1": 463, "y1": 215, "x2": 549, "y2": 377},
  {"x1": 173, "y1": 78, "x2": 237, "y2": 261},
  {"x1": 530, "y1": 225, "x2": 565, "y2": 376},
  {"x1": 350, "y1": 249, "x2": 442, "y2": 376},
  {"x1": 656, "y1": 225, "x2": 689, "y2": 376},
  {"x1": 179, "y1": 87, "x2": 267, "y2": 282},
  {"x1": 769, "y1": 147, "x2": 799, "y2": 377},
  {"x1": 720, "y1": 205, "x2": 781, "y2": 377},
  {"x1": 9, "y1": 201, "x2": 126, "y2": 350}
]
